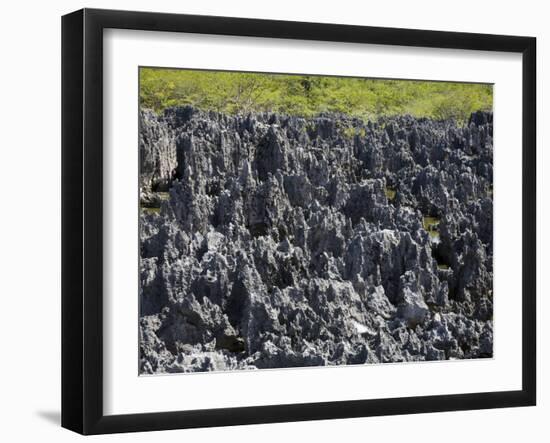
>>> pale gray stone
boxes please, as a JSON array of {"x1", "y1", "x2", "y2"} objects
[{"x1": 138, "y1": 107, "x2": 494, "y2": 373}]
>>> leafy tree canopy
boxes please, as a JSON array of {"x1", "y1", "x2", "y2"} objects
[{"x1": 140, "y1": 68, "x2": 492, "y2": 123}]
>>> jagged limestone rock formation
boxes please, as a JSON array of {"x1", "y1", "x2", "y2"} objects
[{"x1": 139, "y1": 106, "x2": 493, "y2": 374}]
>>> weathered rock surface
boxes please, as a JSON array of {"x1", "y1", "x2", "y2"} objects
[{"x1": 139, "y1": 106, "x2": 493, "y2": 374}]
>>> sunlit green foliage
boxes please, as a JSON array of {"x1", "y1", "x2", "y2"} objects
[
  {"x1": 141, "y1": 207, "x2": 161, "y2": 215},
  {"x1": 384, "y1": 187, "x2": 397, "y2": 201},
  {"x1": 423, "y1": 216, "x2": 440, "y2": 239},
  {"x1": 342, "y1": 126, "x2": 367, "y2": 140},
  {"x1": 140, "y1": 68, "x2": 492, "y2": 122}
]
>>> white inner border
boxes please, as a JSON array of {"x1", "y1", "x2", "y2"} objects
[{"x1": 103, "y1": 29, "x2": 523, "y2": 415}]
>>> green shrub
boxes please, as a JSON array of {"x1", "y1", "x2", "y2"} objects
[{"x1": 140, "y1": 68, "x2": 493, "y2": 122}]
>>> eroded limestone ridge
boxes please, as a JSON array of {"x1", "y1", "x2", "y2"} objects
[{"x1": 139, "y1": 106, "x2": 493, "y2": 373}]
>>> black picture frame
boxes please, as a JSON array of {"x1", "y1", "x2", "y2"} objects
[{"x1": 62, "y1": 8, "x2": 536, "y2": 435}]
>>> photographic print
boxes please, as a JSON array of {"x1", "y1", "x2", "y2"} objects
[{"x1": 138, "y1": 68, "x2": 493, "y2": 374}]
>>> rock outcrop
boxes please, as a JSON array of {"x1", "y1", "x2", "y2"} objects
[{"x1": 139, "y1": 106, "x2": 493, "y2": 374}]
